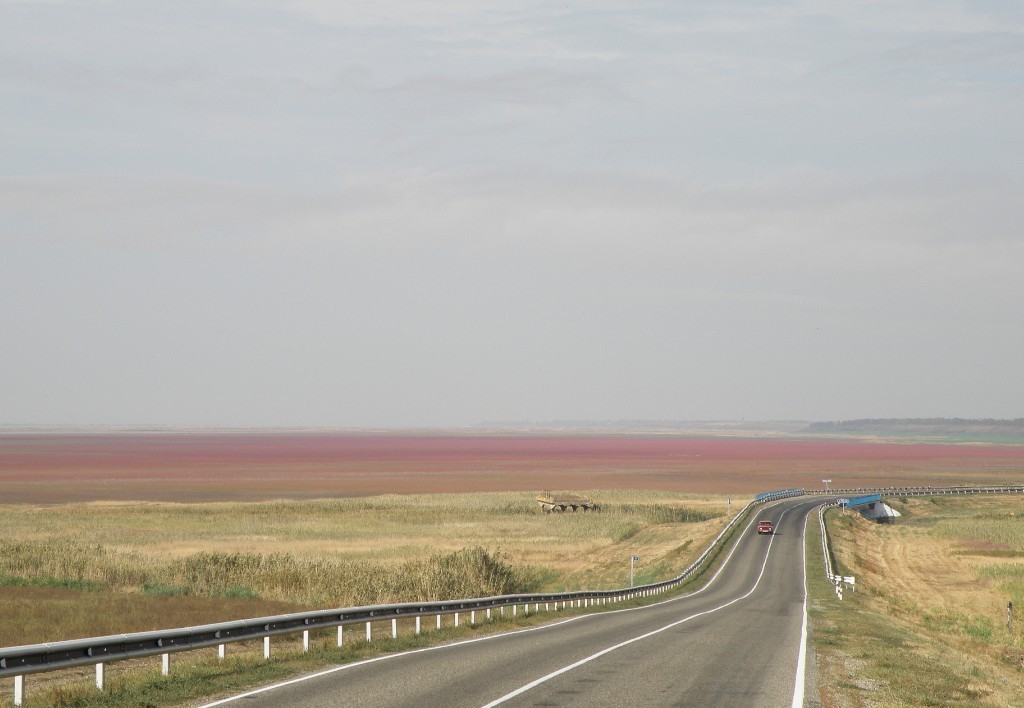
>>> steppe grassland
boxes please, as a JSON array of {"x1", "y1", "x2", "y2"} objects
[
  {"x1": 830, "y1": 495, "x2": 1024, "y2": 640},
  {"x1": 0, "y1": 490, "x2": 740, "y2": 647},
  {"x1": 813, "y1": 495, "x2": 1024, "y2": 706}
]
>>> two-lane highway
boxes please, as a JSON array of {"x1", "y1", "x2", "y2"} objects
[{"x1": 202, "y1": 496, "x2": 822, "y2": 707}]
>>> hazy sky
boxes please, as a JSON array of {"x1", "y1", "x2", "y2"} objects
[{"x1": 2, "y1": 1, "x2": 1023, "y2": 427}]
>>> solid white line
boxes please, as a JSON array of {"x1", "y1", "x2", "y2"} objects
[
  {"x1": 200, "y1": 504, "x2": 784, "y2": 707},
  {"x1": 197, "y1": 619, "x2": 584, "y2": 707},
  {"x1": 479, "y1": 507, "x2": 792, "y2": 708},
  {"x1": 791, "y1": 509, "x2": 811, "y2": 707}
]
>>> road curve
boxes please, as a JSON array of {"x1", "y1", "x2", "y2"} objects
[{"x1": 201, "y1": 496, "x2": 821, "y2": 708}]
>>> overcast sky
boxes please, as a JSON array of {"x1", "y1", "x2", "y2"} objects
[{"x1": 2, "y1": 1, "x2": 1023, "y2": 428}]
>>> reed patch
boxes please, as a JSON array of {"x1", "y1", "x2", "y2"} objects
[{"x1": 0, "y1": 491, "x2": 734, "y2": 647}]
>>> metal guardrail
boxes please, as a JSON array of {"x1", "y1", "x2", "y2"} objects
[
  {"x1": 818, "y1": 502, "x2": 838, "y2": 582},
  {"x1": 2, "y1": 491, "x2": 798, "y2": 704},
  {"x1": 816, "y1": 502, "x2": 855, "y2": 600},
  {"x1": 813, "y1": 484, "x2": 1024, "y2": 600},
  {"x1": 806, "y1": 484, "x2": 1024, "y2": 497},
  {"x1": 5, "y1": 484, "x2": 1019, "y2": 703}
]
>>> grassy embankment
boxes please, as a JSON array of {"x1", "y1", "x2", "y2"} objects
[
  {"x1": 0, "y1": 491, "x2": 740, "y2": 706},
  {"x1": 808, "y1": 495, "x2": 1024, "y2": 706}
]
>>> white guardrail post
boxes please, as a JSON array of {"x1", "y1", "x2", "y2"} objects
[
  {"x1": 6, "y1": 485, "x2": 1022, "y2": 702},
  {"x1": 819, "y1": 500, "x2": 857, "y2": 600}
]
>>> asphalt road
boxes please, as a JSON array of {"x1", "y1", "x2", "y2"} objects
[{"x1": 202, "y1": 496, "x2": 822, "y2": 708}]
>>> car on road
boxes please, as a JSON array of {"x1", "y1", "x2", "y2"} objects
[{"x1": 757, "y1": 520, "x2": 774, "y2": 534}]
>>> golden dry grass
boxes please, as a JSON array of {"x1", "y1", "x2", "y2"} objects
[
  {"x1": 830, "y1": 496, "x2": 1024, "y2": 642},
  {"x1": 0, "y1": 490, "x2": 742, "y2": 647},
  {"x1": 814, "y1": 495, "x2": 1024, "y2": 706}
]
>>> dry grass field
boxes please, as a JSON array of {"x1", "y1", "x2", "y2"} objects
[
  {"x1": 4, "y1": 432, "x2": 1024, "y2": 705},
  {"x1": 0, "y1": 490, "x2": 737, "y2": 647},
  {"x1": 811, "y1": 495, "x2": 1024, "y2": 706}
]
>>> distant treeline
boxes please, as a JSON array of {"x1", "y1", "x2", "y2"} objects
[{"x1": 802, "y1": 418, "x2": 1024, "y2": 442}]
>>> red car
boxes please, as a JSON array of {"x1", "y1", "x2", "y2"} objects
[{"x1": 757, "y1": 520, "x2": 774, "y2": 535}]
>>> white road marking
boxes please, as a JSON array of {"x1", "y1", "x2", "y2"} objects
[
  {"x1": 791, "y1": 509, "x2": 811, "y2": 707},
  {"x1": 197, "y1": 619, "x2": 586, "y2": 707},
  {"x1": 199, "y1": 504, "x2": 788, "y2": 707},
  {"x1": 479, "y1": 507, "x2": 792, "y2": 707}
]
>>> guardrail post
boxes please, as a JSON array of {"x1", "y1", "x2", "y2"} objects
[
  {"x1": 303, "y1": 630, "x2": 310, "y2": 652},
  {"x1": 13, "y1": 493, "x2": 953, "y2": 689},
  {"x1": 14, "y1": 675, "x2": 24, "y2": 706},
  {"x1": 96, "y1": 662, "x2": 104, "y2": 691},
  {"x1": 391, "y1": 618, "x2": 398, "y2": 638}
]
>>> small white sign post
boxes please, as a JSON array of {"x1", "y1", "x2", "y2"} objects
[{"x1": 630, "y1": 555, "x2": 639, "y2": 588}]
